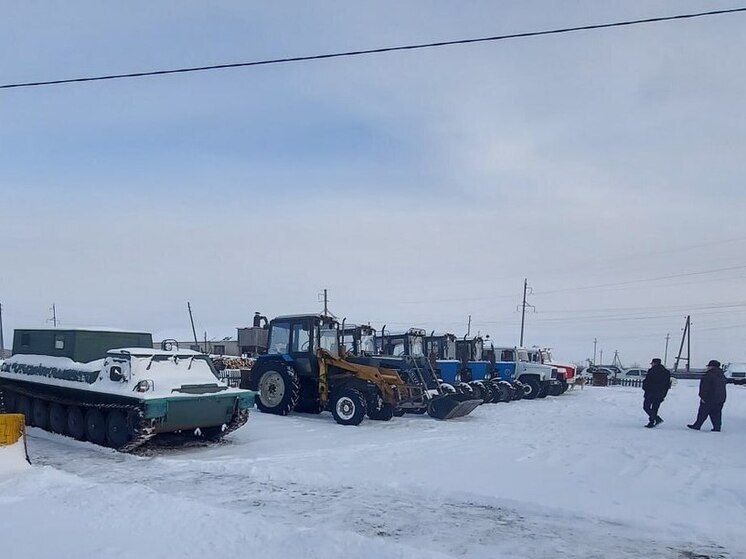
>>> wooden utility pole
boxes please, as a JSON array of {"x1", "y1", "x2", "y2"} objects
[
  {"x1": 517, "y1": 279, "x2": 534, "y2": 346},
  {"x1": 664, "y1": 333, "x2": 671, "y2": 367},
  {"x1": 593, "y1": 338, "x2": 598, "y2": 365},
  {"x1": 673, "y1": 316, "x2": 691, "y2": 373},
  {"x1": 323, "y1": 289, "x2": 328, "y2": 317},
  {"x1": 50, "y1": 304, "x2": 57, "y2": 327},
  {"x1": 466, "y1": 315, "x2": 472, "y2": 337},
  {"x1": 187, "y1": 302, "x2": 199, "y2": 349}
]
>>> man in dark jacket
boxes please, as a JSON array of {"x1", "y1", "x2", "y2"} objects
[
  {"x1": 642, "y1": 358, "x2": 671, "y2": 428},
  {"x1": 688, "y1": 360, "x2": 728, "y2": 432}
]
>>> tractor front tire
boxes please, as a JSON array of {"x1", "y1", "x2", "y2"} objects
[
  {"x1": 331, "y1": 388, "x2": 367, "y2": 426},
  {"x1": 255, "y1": 367, "x2": 300, "y2": 416}
]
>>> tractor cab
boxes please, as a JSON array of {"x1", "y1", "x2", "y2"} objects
[
  {"x1": 376, "y1": 328, "x2": 426, "y2": 357},
  {"x1": 339, "y1": 323, "x2": 377, "y2": 357}
]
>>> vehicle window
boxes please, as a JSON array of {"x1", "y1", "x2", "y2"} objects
[
  {"x1": 268, "y1": 322, "x2": 291, "y2": 354},
  {"x1": 517, "y1": 349, "x2": 529, "y2": 362},
  {"x1": 392, "y1": 342, "x2": 405, "y2": 356},
  {"x1": 628, "y1": 371, "x2": 638, "y2": 376},
  {"x1": 410, "y1": 336, "x2": 424, "y2": 357},
  {"x1": 500, "y1": 350, "x2": 514, "y2": 361},
  {"x1": 291, "y1": 323, "x2": 311, "y2": 353},
  {"x1": 319, "y1": 323, "x2": 338, "y2": 355}
]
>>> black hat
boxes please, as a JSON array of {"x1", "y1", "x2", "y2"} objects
[
  {"x1": 651, "y1": 358, "x2": 662, "y2": 365},
  {"x1": 707, "y1": 359, "x2": 721, "y2": 368}
]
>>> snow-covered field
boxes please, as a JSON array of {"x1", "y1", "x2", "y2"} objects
[{"x1": 2, "y1": 380, "x2": 744, "y2": 558}]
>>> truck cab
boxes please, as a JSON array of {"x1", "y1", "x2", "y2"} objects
[{"x1": 482, "y1": 342, "x2": 559, "y2": 399}]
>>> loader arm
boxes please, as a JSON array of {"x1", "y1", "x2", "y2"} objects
[{"x1": 316, "y1": 349, "x2": 405, "y2": 407}]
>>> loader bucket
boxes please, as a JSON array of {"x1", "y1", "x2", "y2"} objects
[{"x1": 427, "y1": 395, "x2": 482, "y2": 420}]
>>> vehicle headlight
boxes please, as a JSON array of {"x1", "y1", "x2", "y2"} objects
[
  {"x1": 484, "y1": 372, "x2": 492, "y2": 380},
  {"x1": 454, "y1": 373, "x2": 461, "y2": 383}
]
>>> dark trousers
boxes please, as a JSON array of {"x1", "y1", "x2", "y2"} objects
[
  {"x1": 692, "y1": 401, "x2": 724, "y2": 430},
  {"x1": 643, "y1": 396, "x2": 663, "y2": 422}
]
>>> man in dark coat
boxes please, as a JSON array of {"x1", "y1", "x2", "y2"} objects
[
  {"x1": 642, "y1": 358, "x2": 671, "y2": 428},
  {"x1": 688, "y1": 360, "x2": 728, "y2": 432}
]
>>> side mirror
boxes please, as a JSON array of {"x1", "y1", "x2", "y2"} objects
[{"x1": 110, "y1": 366, "x2": 124, "y2": 382}]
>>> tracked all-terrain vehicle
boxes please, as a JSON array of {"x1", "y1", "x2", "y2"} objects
[
  {"x1": 0, "y1": 329, "x2": 255, "y2": 451},
  {"x1": 240, "y1": 315, "x2": 480, "y2": 425}
]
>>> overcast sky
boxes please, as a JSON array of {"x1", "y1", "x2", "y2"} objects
[{"x1": 1, "y1": 1, "x2": 745, "y2": 366}]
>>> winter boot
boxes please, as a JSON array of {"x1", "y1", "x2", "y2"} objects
[{"x1": 687, "y1": 424, "x2": 700, "y2": 430}]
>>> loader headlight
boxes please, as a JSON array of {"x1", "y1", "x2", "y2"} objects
[
  {"x1": 134, "y1": 379, "x2": 154, "y2": 393},
  {"x1": 454, "y1": 373, "x2": 461, "y2": 383},
  {"x1": 484, "y1": 372, "x2": 493, "y2": 380}
]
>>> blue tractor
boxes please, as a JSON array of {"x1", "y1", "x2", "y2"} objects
[{"x1": 241, "y1": 315, "x2": 480, "y2": 425}]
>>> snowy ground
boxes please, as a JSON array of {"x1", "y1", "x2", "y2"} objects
[{"x1": 2, "y1": 380, "x2": 744, "y2": 558}]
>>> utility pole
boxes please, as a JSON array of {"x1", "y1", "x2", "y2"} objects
[
  {"x1": 517, "y1": 278, "x2": 534, "y2": 347},
  {"x1": 323, "y1": 289, "x2": 328, "y2": 317},
  {"x1": 0, "y1": 302, "x2": 5, "y2": 358},
  {"x1": 49, "y1": 304, "x2": 58, "y2": 327},
  {"x1": 187, "y1": 302, "x2": 199, "y2": 349},
  {"x1": 593, "y1": 338, "x2": 598, "y2": 365},
  {"x1": 599, "y1": 349, "x2": 604, "y2": 366},
  {"x1": 673, "y1": 316, "x2": 691, "y2": 373},
  {"x1": 466, "y1": 315, "x2": 472, "y2": 337},
  {"x1": 664, "y1": 333, "x2": 670, "y2": 367}
]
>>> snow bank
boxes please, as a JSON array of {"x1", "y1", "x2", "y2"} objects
[{"x1": 0, "y1": 441, "x2": 30, "y2": 477}]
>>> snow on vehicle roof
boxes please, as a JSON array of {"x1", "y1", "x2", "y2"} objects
[
  {"x1": 14, "y1": 326, "x2": 150, "y2": 334},
  {"x1": 108, "y1": 348, "x2": 203, "y2": 357}
]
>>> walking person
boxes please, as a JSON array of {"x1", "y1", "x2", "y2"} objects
[
  {"x1": 642, "y1": 358, "x2": 671, "y2": 428},
  {"x1": 688, "y1": 360, "x2": 727, "y2": 432}
]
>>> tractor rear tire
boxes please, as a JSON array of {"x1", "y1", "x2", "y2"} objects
[
  {"x1": 85, "y1": 408, "x2": 107, "y2": 445},
  {"x1": 479, "y1": 382, "x2": 496, "y2": 403},
  {"x1": 368, "y1": 401, "x2": 395, "y2": 421},
  {"x1": 49, "y1": 403, "x2": 68, "y2": 435},
  {"x1": 331, "y1": 388, "x2": 366, "y2": 426},
  {"x1": 67, "y1": 406, "x2": 86, "y2": 440},
  {"x1": 522, "y1": 379, "x2": 541, "y2": 400},
  {"x1": 255, "y1": 367, "x2": 300, "y2": 416}
]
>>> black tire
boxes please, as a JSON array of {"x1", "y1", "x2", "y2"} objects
[
  {"x1": 549, "y1": 383, "x2": 563, "y2": 397},
  {"x1": 440, "y1": 383, "x2": 457, "y2": 395},
  {"x1": 490, "y1": 380, "x2": 508, "y2": 403},
  {"x1": 393, "y1": 408, "x2": 405, "y2": 417},
  {"x1": 560, "y1": 382, "x2": 569, "y2": 394},
  {"x1": 85, "y1": 408, "x2": 107, "y2": 445},
  {"x1": 16, "y1": 395, "x2": 33, "y2": 425},
  {"x1": 456, "y1": 382, "x2": 474, "y2": 397},
  {"x1": 468, "y1": 381, "x2": 485, "y2": 402},
  {"x1": 49, "y1": 403, "x2": 68, "y2": 434},
  {"x1": 330, "y1": 388, "x2": 367, "y2": 426},
  {"x1": 512, "y1": 382, "x2": 525, "y2": 401},
  {"x1": 367, "y1": 401, "x2": 395, "y2": 421},
  {"x1": 522, "y1": 378, "x2": 541, "y2": 400},
  {"x1": 32, "y1": 398, "x2": 49, "y2": 429},
  {"x1": 537, "y1": 384, "x2": 549, "y2": 399},
  {"x1": 67, "y1": 406, "x2": 86, "y2": 440},
  {"x1": 1, "y1": 389, "x2": 17, "y2": 412},
  {"x1": 105, "y1": 410, "x2": 131, "y2": 449},
  {"x1": 479, "y1": 382, "x2": 496, "y2": 403},
  {"x1": 255, "y1": 366, "x2": 300, "y2": 416}
]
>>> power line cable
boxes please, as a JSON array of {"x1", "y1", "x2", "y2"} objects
[
  {"x1": 2, "y1": 7, "x2": 745, "y2": 90},
  {"x1": 531, "y1": 265, "x2": 746, "y2": 296}
]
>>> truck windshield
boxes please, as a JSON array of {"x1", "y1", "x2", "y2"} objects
[
  {"x1": 517, "y1": 349, "x2": 530, "y2": 362},
  {"x1": 360, "y1": 335, "x2": 376, "y2": 355}
]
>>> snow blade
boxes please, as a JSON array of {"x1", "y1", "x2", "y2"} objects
[{"x1": 427, "y1": 395, "x2": 481, "y2": 420}]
